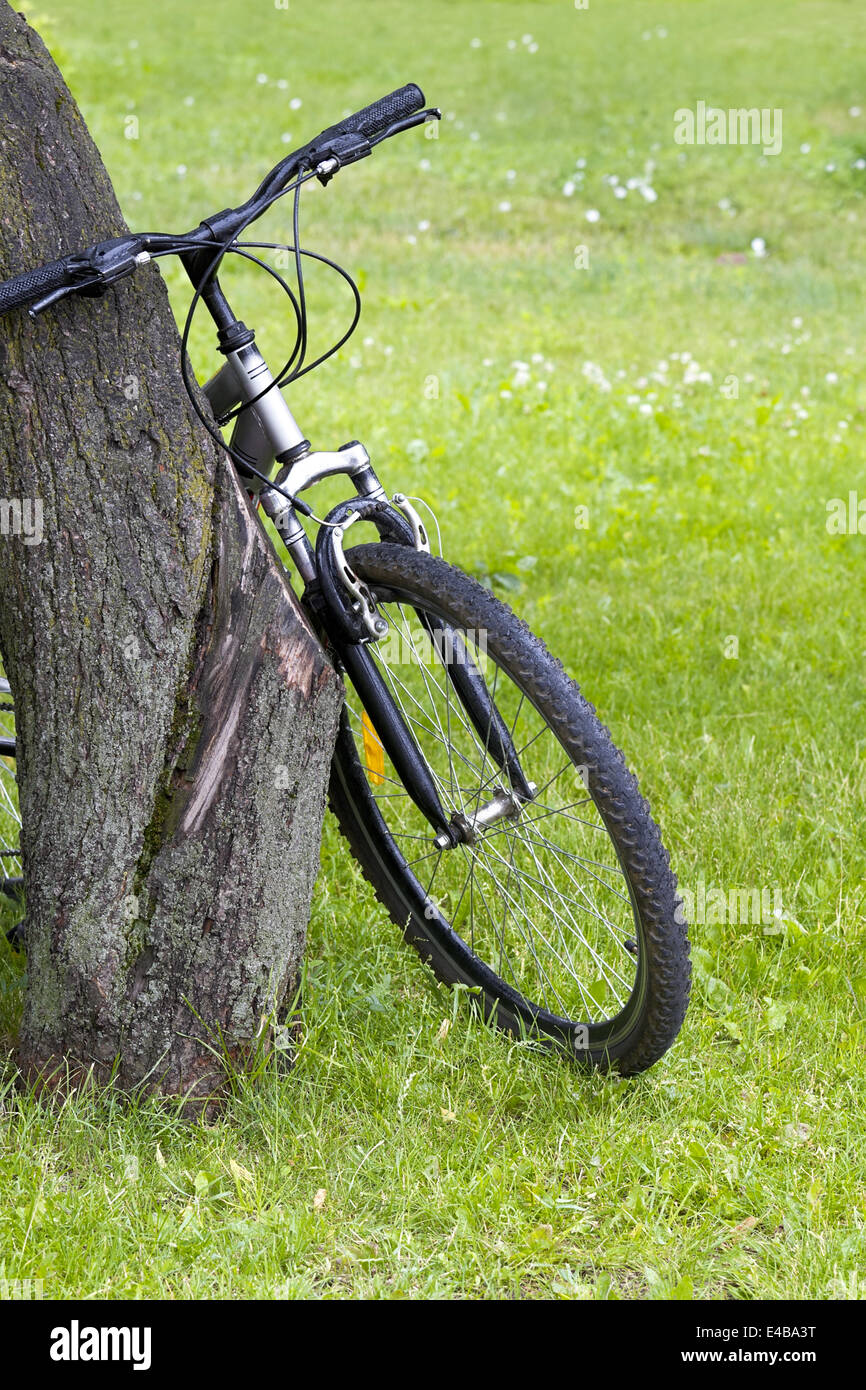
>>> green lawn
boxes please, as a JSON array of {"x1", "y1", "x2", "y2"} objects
[{"x1": 1, "y1": 0, "x2": 864, "y2": 1299}]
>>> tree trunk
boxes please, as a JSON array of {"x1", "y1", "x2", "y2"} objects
[{"x1": 0, "y1": 4, "x2": 341, "y2": 1105}]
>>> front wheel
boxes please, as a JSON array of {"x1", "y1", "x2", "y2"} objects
[{"x1": 327, "y1": 544, "x2": 690, "y2": 1076}]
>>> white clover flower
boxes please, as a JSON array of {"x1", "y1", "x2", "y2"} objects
[
  {"x1": 826, "y1": 371, "x2": 839, "y2": 383},
  {"x1": 792, "y1": 316, "x2": 803, "y2": 328},
  {"x1": 498, "y1": 200, "x2": 512, "y2": 212},
  {"x1": 854, "y1": 158, "x2": 866, "y2": 171},
  {"x1": 470, "y1": 37, "x2": 482, "y2": 48},
  {"x1": 576, "y1": 157, "x2": 587, "y2": 169},
  {"x1": 799, "y1": 142, "x2": 811, "y2": 153},
  {"x1": 614, "y1": 186, "x2": 627, "y2": 199},
  {"x1": 419, "y1": 158, "x2": 431, "y2": 171},
  {"x1": 850, "y1": 106, "x2": 862, "y2": 117},
  {"x1": 176, "y1": 164, "x2": 187, "y2": 176},
  {"x1": 751, "y1": 237, "x2": 768, "y2": 257},
  {"x1": 280, "y1": 132, "x2": 293, "y2": 144},
  {"x1": 563, "y1": 181, "x2": 576, "y2": 196},
  {"x1": 582, "y1": 361, "x2": 611, "y2": 390},
  {"x1": 639, "y1": 402, "x2": 653, "y2": 415},
  {"x1": 585, "y1": 208, "x2": 601, "y2": 222},
  {"x1": 418, "y1": 219, "x2": 431, "y2": 231},
  {"x1": 522, "y1": 33, "x2": 533, "y2": 44},
  {"x1": 256, "y1": 73, "x2": 268, "y2": 84},
  {"x1": 825, "y1": 162, "x2": 836, "y2": 172},
  {"x1": 627, "y1": 394, "x2": 640, "y2": 405},
  {"x1": 290, "y1": 97, "x2": 303, "y2": 110},
  {"x1": 500, "y1": 388, "x2": 513, "y2": 398},
  {"x1": 507, "y1": 39, "x2": 517, "y2": 50}
]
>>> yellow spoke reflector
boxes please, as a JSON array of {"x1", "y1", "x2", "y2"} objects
[{"x1": 361, "y1": 709, "x2": 385, "y2": 785}]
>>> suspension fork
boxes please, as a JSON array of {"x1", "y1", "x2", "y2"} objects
[
  {"x1": 336, "y1": 640, "x2": 459, "y2": 846},
  {"x1": 311, "y1": 495, "x2": 534, "y2": 842}
]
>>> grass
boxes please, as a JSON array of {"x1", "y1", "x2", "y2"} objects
[{"x1": 1, "y1": 0, "x2": 864, "y2": 1299}]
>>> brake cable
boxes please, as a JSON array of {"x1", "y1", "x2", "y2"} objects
[{"x1": 176, "y1": 162, "x2": 364, "y2": 518}]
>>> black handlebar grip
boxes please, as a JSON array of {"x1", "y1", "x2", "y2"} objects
[
  {"x1": 313, "y1": 83, "x2": 426, "y2": 153},
  {"x1": 0, "y1": 258, "x2": 70, "y2": 315}
]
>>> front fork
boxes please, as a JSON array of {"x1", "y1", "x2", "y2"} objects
[{"x1": 262, "y1": 482, "x2": 533, "y2": 847}]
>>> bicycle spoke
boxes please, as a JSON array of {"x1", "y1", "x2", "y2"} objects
[{"x1": 338, "y1": 581, "x2": 642, "y2": 1024}]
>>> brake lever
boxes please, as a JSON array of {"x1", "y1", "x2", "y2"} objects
[
  {"x1": 315, "y1": 108, "x2": 442, "y2": 185},
  {"x1": 30, "y1": 238, "x2": 152, "y2": 317},
  {"x1": 28, "y1": 283, "x2": 85, "y2": 318},
  {"x1": 370, "y1": 107, "x2": 442, "y2": 145}
]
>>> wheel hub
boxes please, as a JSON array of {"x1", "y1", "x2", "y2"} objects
[{"x1": 434, "y1": 781, "x2": 536, "y2": 849}]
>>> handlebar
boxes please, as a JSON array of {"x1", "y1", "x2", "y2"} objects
[
  {"x1": 0, "y1": 84, "x2": 438, "y2": 319},
  {"x1": 0, "y1": 257, "x2": 70, "y2": 315}
]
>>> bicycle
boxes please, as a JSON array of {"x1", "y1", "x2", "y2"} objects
[{"x1": 0, "y1": 83, "x2": 690, "y2": 1074}]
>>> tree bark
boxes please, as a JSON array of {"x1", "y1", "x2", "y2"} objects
[{"x1": 0, "y1": 4, "x2": 341, "y2": 1104}]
